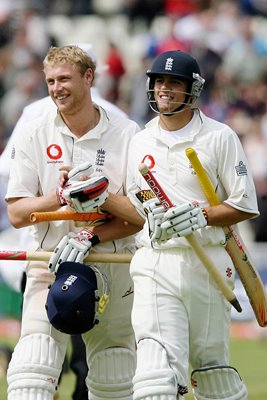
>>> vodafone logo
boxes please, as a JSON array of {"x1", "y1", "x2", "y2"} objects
[
  {"x1": 47, "y1": 144, "x2": 62, "y2": 160},
  {"x1": 141, "y1": 154, "x2": 155, "y2": 170}
]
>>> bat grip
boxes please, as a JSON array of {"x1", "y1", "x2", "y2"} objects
[
  {"x1": 185, "y1": 147, "x2": 221, "y2": 206},
  {"x1": 30, "y1": 211, "x2": 89, "y2": 222},
  {"x1": 30, "y1": 211, "x2": 113, "y2": 223}
]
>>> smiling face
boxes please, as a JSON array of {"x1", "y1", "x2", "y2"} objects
[
  {"x1": 153, "y1": 75, "x2": 189, "y2": 114},
  {"x1": 44, "y1": 62, "x2": 93, "y2": 116}
]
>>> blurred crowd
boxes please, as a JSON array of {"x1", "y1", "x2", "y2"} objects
[{"x1": 0, "y1": 0, "x2": 267, "y2": 241}]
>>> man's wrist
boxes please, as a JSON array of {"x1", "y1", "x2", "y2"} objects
[
  {"x1": 56, "y1": 187, "x2": 67, "y2": 206},
  {"x1": 82, "y1": 229, "x2": 100, "y2": 247}
]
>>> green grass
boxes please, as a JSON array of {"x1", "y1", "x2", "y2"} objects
[
  {"x1": 1, "y1": 336, "x2": 267, "y2": 399},
  {"x1": 184, "y1": 337, "x2": 267, "y2": 399}
]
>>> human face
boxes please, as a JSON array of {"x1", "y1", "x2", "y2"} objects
[
  {"x1": 154, "y1": 75, "x2": 188, "y2": 114},
  {"x1": 44, "y1": 63, "x2": 92, "y2": 116}
]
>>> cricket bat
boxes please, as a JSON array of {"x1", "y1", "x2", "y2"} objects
[
  {"x1": 0, "y1": 251, "x2": 132, "y2": 264},
  {"x1": 186, "y1": 147, "x2": 267, "y2": 327}
]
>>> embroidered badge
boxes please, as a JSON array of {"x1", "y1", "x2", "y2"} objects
[
  {"x1": 165, "y1": 57, "x2": 174, "y2": 71},
  {"x1": 95, "y1": 148, "x2": 106, "y2": 167},
  {"x1": 11, "y1": 145, "x2": 15, "y2": 160},
  {"x1": 235, "y1": 161, "x2": 247, "y2": 176}
]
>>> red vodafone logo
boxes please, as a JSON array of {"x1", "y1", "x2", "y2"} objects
[
  {"x1": 141, "y1": 154, "x2": 155, "y2": 170},
  {"x1": 47, "y1": 144, "x2": 62, "y2": 160}
]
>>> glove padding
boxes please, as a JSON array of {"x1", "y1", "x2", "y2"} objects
[
  {"x1": 56, "y1": 161, "x2": 109, "y2": 212},
  {"x1": 48, "y1": 228, "x2": 100, "y2": 273},
  {"x1": 143, "y1": 198, "x2": 170, "y2": 242},
  {"x1": 160, "y1": 203, "x2": 207, "y2": 238},
  {"x1": 61, "y1": 176, "x2": 109, "y2": 212},
  {"x1": 68, "y1": 162, "x2": 94, "y2": 181}
]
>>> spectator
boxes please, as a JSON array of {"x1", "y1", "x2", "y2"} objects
[{"x1": 99, "y1": 42, "x2": 126, "y2": 103}]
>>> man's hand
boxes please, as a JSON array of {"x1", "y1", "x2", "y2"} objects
[
  {"x1": 56, "y1": 161, "x2": 109, "y2": 213},
  {"x1": 143, "y1": 198, "x2": 170, "y2": 242},
  {"x1": 161, "y1": 203, "x2": 207, "y2": 238},
  {"x1": 48, "y1": 229, "x2": 100, "y2": 273},
  {"x1": 57, "y1": 176, "x2": 109, "y2": 212}
]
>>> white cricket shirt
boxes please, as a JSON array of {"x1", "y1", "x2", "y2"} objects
[
  {"x1": 6, "y1": 106, "x2": 140, "y2": 251},
  {"x1": 127, "y1": 109, "x2": 259, "y2": 249}
]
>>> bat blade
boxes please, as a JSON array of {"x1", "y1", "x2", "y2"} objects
[
  {"x1": 226, "y1": 226, "x2": 267, "y2": 327},
  {"x1": 186, "y1": 147, "x2": 267, "y2": 327}
]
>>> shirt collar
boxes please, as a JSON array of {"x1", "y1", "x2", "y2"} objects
[
  {"x1": 55, "y1": 105, "x2": 109, "y2": 140},
  {"x1": 146, "y1": 109, "x2": 204, "y2": 145}
]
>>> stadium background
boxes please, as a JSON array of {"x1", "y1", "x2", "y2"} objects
[{"x1": 0, "y1": 0, "x2": 267, "y2": 398}]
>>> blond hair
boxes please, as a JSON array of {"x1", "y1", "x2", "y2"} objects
[{"x1": 43, "y1": 45, "x2": 96, "y2": 78}]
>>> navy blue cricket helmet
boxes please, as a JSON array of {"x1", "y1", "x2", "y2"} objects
[
  {"x1": 46, "y1": 261, "x2": 109, "y2": 335},
  {"x1": 146, "y1": 50, "x2": 205, "y2": 114}
]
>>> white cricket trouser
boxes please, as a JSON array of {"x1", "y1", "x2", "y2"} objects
[{"x1": 130, "y1": 245, "x2": 235, "y2": 391}]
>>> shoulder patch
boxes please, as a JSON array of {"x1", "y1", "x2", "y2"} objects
[
  {"x1": 11, "y1": 146, "x2": 15, "y2": 159},
  {"x1": 235, "y1": 161, "x2": 247, "y2": 176}
]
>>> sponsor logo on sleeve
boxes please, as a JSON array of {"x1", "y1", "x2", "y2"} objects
[{"x1": 235, "y1": 161, "x2": 247, "y2": 176}]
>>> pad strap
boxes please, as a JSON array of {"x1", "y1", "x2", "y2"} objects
[{"x1": 191, "y1": 365, "x2": 248, "y2": 400}]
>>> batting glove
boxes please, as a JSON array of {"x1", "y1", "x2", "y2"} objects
[
  {"x1": 68, "y1": 162, "x2": 94, "y2": 181},
  {"x1": 48, "y1": 229, "x2": 100, "y2": 273},
  {"x1": 143, "y1": 198, "x2": 171, "y2": 242},
  {"x1": 57, "y1": 176, "x2": 109, "y2": 213},
  {"x1": 161, "y1": 203, "x2": 208, "y2": 238},
  {"x1": 56, "y1": 161, "x2": 109, "y2": 213},
  {"x1": 56, "y1": 161, "x2": 95, "y2": 208}
]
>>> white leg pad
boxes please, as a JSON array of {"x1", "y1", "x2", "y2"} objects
[
  {"x1": 7, "y1": 387, "x2": 53, "y2": 400},
  {"x1": 139, "y1": 397, "x2": 178, "y2": 400},
  {"x1": 7, "y1": 334, "x2": 65, "y2": 400},
  {"x1": 191, "y1": 365, "x2": 248, "y2": 400},
  {"x1": 133, "y1": 339, "x2": 187, "y2": 400},
  {"x1": 87, "y1": 347, "x2": 136, "y2": 400}
]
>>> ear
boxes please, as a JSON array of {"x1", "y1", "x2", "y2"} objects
[{"x1": 85, "y1": 67, "x2": 94, "y2": 85}]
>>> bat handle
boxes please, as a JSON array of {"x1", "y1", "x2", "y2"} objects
[{"x1": 186, "y1": 147, "x2": 220, "y2": 206}]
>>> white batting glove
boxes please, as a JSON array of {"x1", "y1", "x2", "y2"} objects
[
  {"x1": 56, "y1": 161, "x2": 109, "y2": 213},
  {"x1": 161, "y1": 203, "x2": 208, "y2": 238},
  {"x1": 68, "y1": 162, "x2": 94, "y2": 181},
  {"x1": 48, "y1": 229, "x2": 100, "y2": 273},
  {"x1": 56, "y1": 161, "x2": 95, "y2": 209},
  {"x1": 143, "y1": 198, "x2": 170, "y2": 242},
  {"x1": 58, "y1": 176, "x2": 109, "y2": 213}
]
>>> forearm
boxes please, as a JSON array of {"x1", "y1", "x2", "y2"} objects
[
  {"x1": 93, "y1": 216, "x2": 143, "y2": 243},
  {"x1": 7, "y1": 191, "x2": 59, "y2": 228},
  {"x1": 102, "y1": 193, "x2": 144, "y2": 226},
  {"x1": 205, "y1": 203, "x2": 258, "y2": 226}
]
